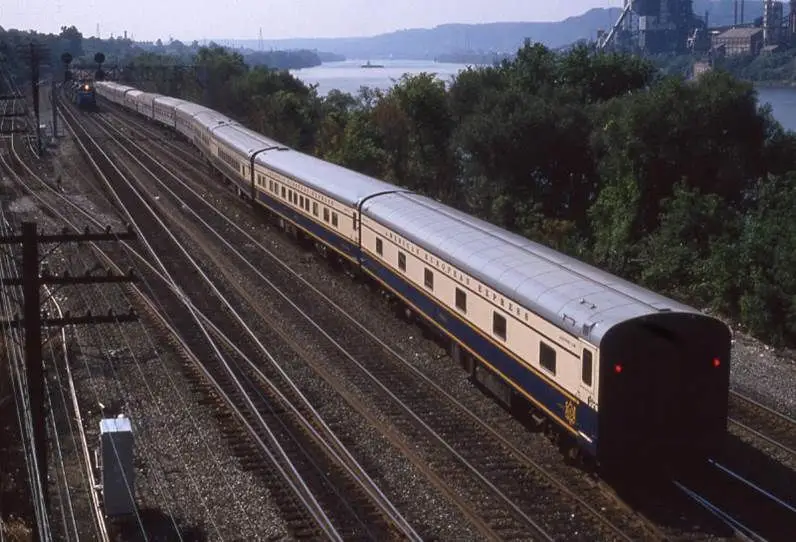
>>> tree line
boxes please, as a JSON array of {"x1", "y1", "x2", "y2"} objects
[
  {"x1": 0, "y1": 25, "x2": 327, "y2": 81},
  {"x1": 125, "y1": 42, "x2": 796, "y2": 346},
  {"x1": 4, "y1": 25, "x2": 796, "y2": 345}
]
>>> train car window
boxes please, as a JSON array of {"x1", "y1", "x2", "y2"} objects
[
  {"x1": 376, "y1": 238, "x2": 383, "y2": 255},
  {"x1": 540, "y1": 343, "x2": 556, "y2": 375},
  {"x1": 313, "y1": 202, "x2": 318, "y2": 216},
  {"x1": 455, "y1": 288, "x2": 467, "y2": 313},
  {"x1": 305, "y1": 199, "x2": 310, "y2": 212},
  {"x1": 493, "y1": 313, "x2": 507, "y2": 340},
  {"x1": 299, "y1": 195, "x2": 304, "y2": 207},
  {"x1": 582, "y1": 349, "x2": 593, "y2": 386},
  {"x1": 398, "y1": 252, "x2": 406, "y2": 271},
  {"x1": 323, "y1": 208, "x2": 330, "y2": 222},
  {"x1": 281, "y1": 186, "x2": 286, "y2": 198},
  {"x1": 332, "y1": 213, "x2": 338, "y2": 227},
  {"x1": 424, "y1": 269, "x2": 434, "y2": 290}
]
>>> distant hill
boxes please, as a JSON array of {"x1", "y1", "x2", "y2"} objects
[
  {"x1": 218, "y1": 8, "x2": 624, "y2": 60},
  {"x1": 213, "y1": 3, "x2": 774, "y2": 62}
]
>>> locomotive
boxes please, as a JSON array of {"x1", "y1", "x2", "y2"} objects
[{"x1": 74, "y1": 81, "x2": 96, "y2": 110}]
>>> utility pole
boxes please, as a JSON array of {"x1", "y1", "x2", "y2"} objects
[
  {"x1": 0, "y1": 222, "x2": 138, "y2": 542},
  {"x1": 15, "y1": 43, "x2": 49, "y2": 153},
  {"x1": 51, "y1": 80, "x2": 58, "y2": 140},
  {"x1": 30, "y1": 44, "x2": 41, "y2": 154}
]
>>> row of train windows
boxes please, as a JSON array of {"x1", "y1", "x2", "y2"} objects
[
  {"x1": 376, "y1": 235, "x2": 594, "y2": 387},
  {"x1": 218, "y1": 148, "x2": 239, "y2": 170},
  {"x1": 260, "y1": 177, "x2": 340, "y2": 227}
]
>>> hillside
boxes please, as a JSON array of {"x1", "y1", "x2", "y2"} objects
[
  {"x1": 215, "y1": 2, "x2": 775, "y2": 61},
  {"x1": 220, "y1": 8, "x2": 623, "y2": 60}
]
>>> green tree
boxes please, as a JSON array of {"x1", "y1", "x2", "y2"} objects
[{"x1": 737, "y1": 174, "x2": 796, "y2": 343}]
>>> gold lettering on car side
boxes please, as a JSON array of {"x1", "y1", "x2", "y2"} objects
[{"x1": 564, "y1": 399, "x2": 577, "y2": 426}]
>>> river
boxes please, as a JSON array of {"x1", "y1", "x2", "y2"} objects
[
  {"x1": 292, "y1": 60, "x2": 796, "y2": 132},
  {"x1": 291, "y1": 59, "x2": 471, "y2": 96},
  {"x1": 755, "y1": 87, "x2": 796, "y2": 132}
]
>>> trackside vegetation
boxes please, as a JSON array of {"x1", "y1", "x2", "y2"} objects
[{"x1": 4, "y1": 26, "x2": 796, "y2": 345}]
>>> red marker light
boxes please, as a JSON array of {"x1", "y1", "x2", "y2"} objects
[
  {"x1": 713, "y1": 357, "x2": 721, "y2": 368},
  {"x1": 614, "y1": 364, "x2": 623, "y2": 374}
]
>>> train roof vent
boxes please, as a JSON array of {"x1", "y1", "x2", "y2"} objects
[{"x1": 579, "y1": 298, "x2": 597, "y2": 310}]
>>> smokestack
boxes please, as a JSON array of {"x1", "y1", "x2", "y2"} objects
[
  {"x1": 791, "y1": 0, "x2": 796, "y2": 36},
  {"x1": 764, "y1": 0, "x2": 773, "y2": 44}
]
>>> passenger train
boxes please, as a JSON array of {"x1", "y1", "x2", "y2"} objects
[{"x1": 94, "y1": 80, "x2": 733, "y2": 472}]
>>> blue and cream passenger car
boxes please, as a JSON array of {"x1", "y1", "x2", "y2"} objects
[{"x1": 92, "y1": 80, "x2": 733, "y2": 472}]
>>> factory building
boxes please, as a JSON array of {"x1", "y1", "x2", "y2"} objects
[
  {"x1": 633, "y1": 0, "x2": 694, "y2": 54},
  {"x1": 711, "y1": 27, "x2": 764, "y2": 56},
  {"x1": 603, "y1": 0, "x2": 796, "y2": 55}
]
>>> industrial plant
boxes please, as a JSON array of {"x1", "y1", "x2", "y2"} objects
[{"x1": 599, "y1": 1, "x2": 796, "y2": 57}]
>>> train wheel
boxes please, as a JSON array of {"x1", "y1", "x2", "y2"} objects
[
  {"x1": 403, "y1": 307, "x2": 413, "y2": 323},
  {"x1": 561, "y1": 440, "x2": 582, "y2": 466}
]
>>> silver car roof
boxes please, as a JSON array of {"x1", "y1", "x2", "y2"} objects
[
  {"x1": 96, "y1": 81, "x2": 128, "y2": 89},
  {"x1": 361, "y1": 192, "x2": 698, "y2": 345},
  {"x1": 153, "y1": 96, "x2": 185, "y2": 108},
  {"x1": 192, "y1": 110, "x2": 237, "y2": 130},
  {"x1": 137, "y1": 92, "x2": 161, "y2": 105},
  {"x1": 175, "y1": 102, "x2": 214, "y2": 118},
  {"x1": 212, "y1": 124, "x2": 281, "y2": 155},
  {"x1": 256, "y1": 150, "x2": 404, "y2": 206}
]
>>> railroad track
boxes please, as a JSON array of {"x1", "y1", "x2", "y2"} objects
[
  {"x1": 90, "y1": 96, "x2": 665, "y2": 541},
  {"x1": 675, "y1": 459, "x2": 796, "y2": 542},
  {"x1": 729, "y1": 390, "x2": 796, "y2": 459},
  {"x1": 56, "y1": 97, "x2": 420, "y2": 541}
]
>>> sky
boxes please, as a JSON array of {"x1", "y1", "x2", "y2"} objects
[{"x1": 1, "y1": 0, "x2": 626, "y2": 42}]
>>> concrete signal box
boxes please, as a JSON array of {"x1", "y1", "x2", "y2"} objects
[{"x1": 99, "y1": 416, "x2": 135, "y2": 516}]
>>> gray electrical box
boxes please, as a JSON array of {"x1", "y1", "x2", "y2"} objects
[{"x1": 99, "y1": 416, "x2": 135, "y2": 516}]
